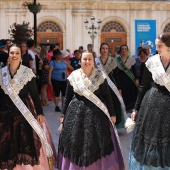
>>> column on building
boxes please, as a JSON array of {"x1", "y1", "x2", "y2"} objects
[{"x1": 65, "y1": 9, "x2": 73, "y2": 51}]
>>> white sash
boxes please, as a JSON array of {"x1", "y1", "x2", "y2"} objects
[
  {"x1": 95, "y1": 57, "x2": 135, "y2": 133},
  {"x1": 71, "y1": 70, "x2": 123, "y2": 155},
  {"x1": 2, "y1": 66, "x2": 53, "y2": 158},
  {"x1": 95, "y1": 57, "x2": 126, "y2": 116}
]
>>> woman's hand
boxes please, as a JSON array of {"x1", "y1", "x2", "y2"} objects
[
  {"x1": 118, "y1": 90, "x2": 122, "y2": 95},
  {"x1": 60, "y1": 115, "x2": 64, "y2": 123},
  {"x1": 111, "y1": 116, "x2": 116, "y2": 124},
  {"x1": 37, "y1": 115, "x2": 45, "y2": 124},
  {"x1": 135, "y1": 79, "x2": 139, "y2": 87},
  {"x1": 131, "y1": 110, "x2": 138, "y2": 122}
]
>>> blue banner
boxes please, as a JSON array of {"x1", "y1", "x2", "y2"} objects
[{"x1": 135, "y1": 20, "x2": 156, "y2": 55}]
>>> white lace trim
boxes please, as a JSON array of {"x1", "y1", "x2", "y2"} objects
[
  {"x1": 0, "y1": 65, "x2": 35, "y2": 95},
  {"x1": 68, "y1": 68, "x2": 105, "y2": 94},
  {"x1": 98, "y1": 56, "x2": 117, "y2": 74},
  {"x1": 146, "y1": 54, "x2": 170, "y2": 86},
  {"x1": 116, "y1": 55, "x2": 136, "y2": 70}
]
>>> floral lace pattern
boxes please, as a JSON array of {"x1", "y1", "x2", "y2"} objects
[
  {"x1": 116, "y1": 55, "x2": 136, "y2": 70},
  {"x1": 146, "y1": 54, "x2": 170, "y2": 86},
  {"x1": 68, "y1": 68, "x2": 105, "y2": 94},
  {"x1": 99, "y1": 57, "x2": 117, "y2": 74},
  {"x1": 0, "y1": 96, "x2": 41, "y2": 170},
  {"x1": 0, "y1": 65, "x2": 35, "y2": 95}
]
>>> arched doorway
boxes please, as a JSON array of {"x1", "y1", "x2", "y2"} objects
[
  {"x1": 101, "y1": 21, "x2": 127, "y2": 57},
  {"x1": 37, "y1": 21, "x2": 63, "y2": 49}
]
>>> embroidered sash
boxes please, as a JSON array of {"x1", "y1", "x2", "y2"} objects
[
  {"x1": 70, "y1": 70, "x2": 123, "y2": 155},
  {"x1": 95, "y1": 57, "x2": 127, "y2": 117},
  {"x1": 146, "y1": 54, "x2": 170, "y2": 92},
  {"x1": 2, "y1": 66, "x2": 53, "y2": 158},
  {"x1": 95, "y1": 57, "x2": 135, "y2": 133},
  {"x1": 116, "y1": 56, "x2": 135, "y2": 82}
]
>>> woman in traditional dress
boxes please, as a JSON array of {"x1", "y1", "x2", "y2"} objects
[
  {"x1": 95, "y1": 42, "x2": 125, "y2": 128},
  {"x1": 116, "y1": 45, "x2": 138, "y2": 110},
  {"x1": 0, "y1": 44, "x2": 56, "y2": 170},
  {"x1": 129, "y1": 32, "x2": 170, "y2": 169},
  {"x1": 57, "y1": 51, "x2": 124, "y2": 170}
]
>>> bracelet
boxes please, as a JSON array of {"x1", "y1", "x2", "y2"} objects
[{"x1": 132, "y1": 109, "x2": 137, "y2": 112}]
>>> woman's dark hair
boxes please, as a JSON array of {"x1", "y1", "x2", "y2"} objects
[
  {"x1": 21, "y1": 42, "x2": 28, "y2": 46},
  {"x1": 74, "y1": 50, "x2": 79, "y2": 54},
  {"x1": 138, "y1": 48, "x2": 148, "y2": 56},
  {"x1": 27, "y1": 39, "x2": 35, "y2": 48},
  {"x1": 117, "y1": 45, "x2": 129, "y2": 55},
  {"x1": 8, "y1": 43, "x2": 22, "y2": 57},
  {"x1": 157, "y1": 33, "x2": 170, "y2": 47},
  {"x1": 79, "y1": 46, "x2": 83, "y2": 50},
  {"x1": 120, "y1": 45, "x2": 129, "y2": 51},
  {"x1": 99, "y1": 43, "x2": 109, "y2": 52},
  {"x1": 80, "y1": 51, "x2": 95, "y2": 62},
  {"x1": 50, "y1": 44, "x2": 56, "y2": 52}
]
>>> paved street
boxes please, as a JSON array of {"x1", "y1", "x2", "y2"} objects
[{"x1": 43, "y1": 100, "x2": 132, "y2": 170}]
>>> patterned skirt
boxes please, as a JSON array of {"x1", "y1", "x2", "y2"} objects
[
  {"x1": 0, "y1": 95, "x2": 57, "y2": 170},
  {"x1": 57, "y1": 95, "x2": 124, "y2": 170},
  {"x1": 129, "y1": 85, "x2": 170, "y2": 169}
]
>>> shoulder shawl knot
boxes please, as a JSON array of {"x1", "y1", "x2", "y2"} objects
[
  {"x1": 98, "y1": 57, "x2": 117, "y2": 74},
  {"x1": 116, "y1": 55, "x2": 136, "y2": 70},
  {"x1": 68, "y1": 68, "x2": 105, "y2": 94}
]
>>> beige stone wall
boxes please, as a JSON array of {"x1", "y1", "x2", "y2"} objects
[{"x1": 1, "y1": 0, "x2": 170, "y2": 55}]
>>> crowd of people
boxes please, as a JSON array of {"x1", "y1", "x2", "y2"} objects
[{"x1": 0, "y1": 32, "x2": 170, "y2": 170}]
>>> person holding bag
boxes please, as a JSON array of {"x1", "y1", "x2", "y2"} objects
[
  {"x1": 57, "y1": 52, "x2": 124, "y2": 170},
  {"x1": 0, "y1": 44, "x2": 56, "y2": 170},
  {"x1": 48, "y1": 49, "x2": 73, "y2": 112}
]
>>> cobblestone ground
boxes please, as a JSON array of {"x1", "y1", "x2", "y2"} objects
[{"x1": 43, "y1": 100, "x2": 132, "y2": 170}]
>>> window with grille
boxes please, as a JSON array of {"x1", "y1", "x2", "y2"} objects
[
  {"x1": 38, "y1": 21, "x2": 61, "y2": 32},
  {"x1": 101, "y1": 21, "x2": 125, "y2": 32}
]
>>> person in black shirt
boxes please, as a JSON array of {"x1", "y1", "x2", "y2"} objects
[
  {"x1": 21, "y1": 42, "x2": 33, "y2": 68},
  {"x1": 69, "y1": 50, "x2": 81, "y2": 70},
  {"x1": 0, "y1": 39, "x2": 8, "y2": 68}
]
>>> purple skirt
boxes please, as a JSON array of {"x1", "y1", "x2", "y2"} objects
[{"x1": 57, "y1": 123, "x2": 124, "y2": 170}]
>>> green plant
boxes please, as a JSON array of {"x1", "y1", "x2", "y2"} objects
[
  {"x1": 9, "y1": 21, "x2": 34, "y2": 44},
  {"x1": 22, "y1": 2, "x2": 41, "y2": 7},
  {"x1": 22, "y1": 1, "x2": 42, "y2": 14}
]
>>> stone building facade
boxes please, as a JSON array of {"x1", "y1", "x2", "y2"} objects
[{"x1": 1, "y1": 0, "x2": 170, "y2": 56}]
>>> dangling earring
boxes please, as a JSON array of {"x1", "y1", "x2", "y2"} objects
[{"x1": 20, "y1": 60, "x2": 22, "y2": 64}]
